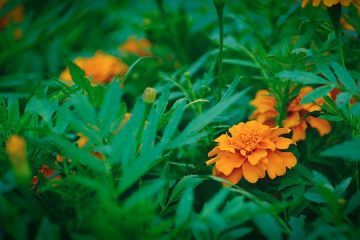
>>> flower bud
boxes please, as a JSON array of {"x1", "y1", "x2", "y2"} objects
[
  {"x1": 6, "y1": 135, "x2": 30, "y2": 184},
  {"x1": 213, "y1": 0, "x2": 225, "y2": 8},
  {"x1": 143, "y1": 87, "x2": 157, "y2": 104}
]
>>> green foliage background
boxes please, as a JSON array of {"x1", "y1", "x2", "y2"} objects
[{"x1": 0, "y1": 0, "x2": 360, "y2": 239}]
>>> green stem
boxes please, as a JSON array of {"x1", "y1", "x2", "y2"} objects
[
  {"x1": 215, "y1": 4, "x2": 224, "y2": 98},
  {"x1": 327, "y1": 4, "x2": 345, "y2": 67}
]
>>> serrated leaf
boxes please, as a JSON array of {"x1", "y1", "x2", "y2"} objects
[
  {"x1": 277, "y1": 71, "x2": 328, "y2": 85},
  {"x1": 331, "y1": 62, "x2": 358, "y2": 94},
  {"x1": 300, "y1": 85, "x2": 333, "y2": 104},
  {"x1": 98, "y1": 82, "x2": 122, "y2": 136}
]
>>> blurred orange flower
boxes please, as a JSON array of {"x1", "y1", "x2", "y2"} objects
[
  {"x1": 340, "y1": 17, "x2": 356, "y2": 31},
  {"x1": 206, "y1": 121, "x2": 297, "y2": 184},
  {"x1": 60, "y1": 51, "x2": 128, "y2": 85},
  {"x1": 250, "y1": 87, "x2": 331, "y2": 142},
  {"x1": 119, "y1": 36, "x2": 152, "y2": 57},
  {"x1": 301, "y1": 0, "x2": 359, "y2": 7},
  {"x1": 0, "y1": 0, "x2": 24, "y2": 29}
]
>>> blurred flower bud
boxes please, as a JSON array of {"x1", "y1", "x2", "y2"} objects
[
  {"x1": 143, "y1": 87, "x2": 157, "y2": 104},
  {"x1": 6, "y1": 135, "x2": 30, "y2": 185},
  {"x1": 214, "y1": 0, "x2": 225, "y2": 8}
]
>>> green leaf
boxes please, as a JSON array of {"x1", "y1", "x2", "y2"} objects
[
  {"x1": 331, "y1": 62, "x2": 358, "y2": 94},
  {"x1": 191, "y1": 221, "x2": 210, "y2": 240},
  {"x1": 335, "y1": 177, "x2": 352, "y2": 196},
  {"x1": 98, "y1": 82, "x2": 122, "y2": 136},
  {"x1": 167, "y1": 175, "x2": 205, "y2": 207},
  {"x1": 300, "y1": 85, "x2": 334, "y2": 104},
  {"x1": 344, "y1": 191, "x2": 360, "y2": 215},
  {"x1": 118, "y1": 57, "x2": 152, "y2": 85},
  {"x1": 253, "y1": 214, "x2": 282, "y2": 240},
  {"x1": 65, "y1": 59, "x2": 95, "y2": 103},
  {"x1": 277, "y1": 71, "x2": 328, "y2": 85},
  {"x1": 351, "y1": 102, "x2": 360, "y2": 116},
  {"x1": 175, "y1": 188, "x2": 194, "y2": 227},
  {"x1": 7, "y1": 97, "x2": 20, "y2": 130},
  {"x1": 321, "y1": 138, "x2": 360, "y2": 161},
  {"x1": 289, "y1": 216, "x2": 306, "y2": 240},
  {"x1": 304, "y1": 192, "x2": 325, "y2": 203},
  {"x1": 335, "y1": 92, "x2": 352, "y2": 110},
  {"x1": 218, "y1": 228, "x2": 252, "y2": 240},
  {"x1": 36, "y1": 218, "x2": 60, "y2": 240},
  {"x1": 171, "y1": 87, "x2": 249, "y2": 148},
  {"x1": 201, "y1": 188, "x2": 229, "y2": 217}
]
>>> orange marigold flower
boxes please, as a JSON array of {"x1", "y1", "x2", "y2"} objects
[
  {"x1": 59, "y1": 51, "x2": 128, "y2": 85},
  {"x1": 301, "y1": 0, "x2": 357, "y2": 7},
  {"x1": 250, "y1": 87, "x2": 331, "y2": 142},
  {"x1": 119, "y1": 36, "x2": 152, "y2": 57},
  {"x1": 206, "y1": 121, "x2": 297, "y2": 184}
]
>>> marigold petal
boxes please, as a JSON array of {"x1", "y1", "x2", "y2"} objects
[
  {"x1": 302, "y1": 0, "x2": 311, "y2": 7},
  {"x1": 306, "y1": 116, "x2": 331, "y2": 136},
  {"x1": 208, "y1": 146, "x2": 220, "y2": 157},
  {"x1": 291, "y1": 120, "x2": 307, "y2": 142},
  {"x1": 215, "y1": 153, "x2": 244, "y2": 176},
  {"x1": 275, "y1": 151, "x2": 297, "y2": 168},
  {"x1": 212, "y1": 166, "x2": 243, "y2": 185},
  {"x1": 266, "y1": 151, "x2": 286, "y2": 179},
  {"x1": 215, "y1": 135, "x2": 236, "y2": 153},
  {"x1": 242, "y1": 162, "x2": 260, "y2": 183},
  {"x1": 283, "y1": 112, "x2": 300, "y2": 128},
  {"x1": 206, "y1": 156, "x2": 218, "y2": 166},
  {"x1": 271, "y1": 127, "x2": 291, "y2": 137},
  {"x1": 248, "y1": 149, "x2": 268, "y2": 165},
  {"x1": 276, "y1": 137, "x2": 293, "y2": 150}
]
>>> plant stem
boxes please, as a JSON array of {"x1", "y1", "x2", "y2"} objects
[
  {"x1": 327, "y1": 4, "x2": 345, "y2": 67},
  {"x1": 215, "y1": 4, "x2": 224, "y2": 98}
]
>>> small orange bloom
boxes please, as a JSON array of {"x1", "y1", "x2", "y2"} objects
[
  {"x1": 0, "y1": 1, "x2": 24, "y2": 29},
  {"x1": 206, "y1": 121, "x2": 297, "y2": 184},
  {"x1": 250, "y1": 87, "x2": 331, "y2": 142},
  {"x1": 340, "y1": 17, "x2": 356, "y2": 31},
  {"x1": 60, "y1": 51, "x2": 128, "y2": 85},
  {"x1": 119, "y1": 36, "x2": 152, "y2": 57},
  {"x1": 301, "y1": 0, "x2": 357, "y2": 7}
]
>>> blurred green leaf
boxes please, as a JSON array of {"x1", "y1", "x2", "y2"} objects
[{"x1": 321, "y1": 138, "x2": 360, "y2": 161}]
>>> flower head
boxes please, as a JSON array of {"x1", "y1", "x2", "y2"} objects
[
  {"x1": 60, "y1": 51, "x2": 128, "y2": 85},
  {"x1": 119, "y1": 36, "x2": 152, "y2": 57},
  {"x1": 206, "y1": 121, "x2": 297, "y2": 184},
  {"x1": 250, "y1": 87, "x2": 331, "y2": 142},
  {"x1": 301, "y1": 0, "x2": 358, "y2": 7}
]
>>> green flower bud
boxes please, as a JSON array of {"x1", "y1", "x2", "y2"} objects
[{"x1": 143, "y1": 87, "x2": 157, "y2": 104}]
